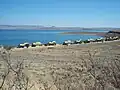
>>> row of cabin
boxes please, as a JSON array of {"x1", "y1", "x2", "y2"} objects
[
  {"x1": 63, "y1": 36, "x2": 120, "y2": 45},
  {"x1": 17, "y1": 36, "x2": 120, "y2": 48},
  {"x1": 18, "y1": 41, "x2": 56, "y2": 48},
  {"x1": 63, "y1": 38, "x2": 104, "y2": 45}
]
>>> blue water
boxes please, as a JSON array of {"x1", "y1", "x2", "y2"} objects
[{"x1": 0, "y1": 29, "x2": 108, "y2": 46}]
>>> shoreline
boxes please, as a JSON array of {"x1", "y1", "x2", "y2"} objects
[
  {"x1": 60, "y1": 31, "x2": 106, "y2": 36},
  {"x1": 1, "y1": 30, "x2": 120, "y2": 47},
  {"x1": 1, "y1": 35, "x2": 120, "y2": 49},
  {"x1": 9, "y1": 39, "x2": 120, "y2": 51}
]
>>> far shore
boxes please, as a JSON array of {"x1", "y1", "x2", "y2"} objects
[
  {"x1": 0, "y1": 25, "x2": 120, "y2": 31},
  {"x1": 60, "y1": 31, "x2": 106, "y2": 36}
]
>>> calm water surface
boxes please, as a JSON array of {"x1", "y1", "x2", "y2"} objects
[{"x1": 0, "y1": 29, "x2": 108, "y2": 46}]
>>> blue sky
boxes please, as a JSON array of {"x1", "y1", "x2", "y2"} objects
[{"x1": 0, "y1": 0, "x2": 120, "y2": 27}]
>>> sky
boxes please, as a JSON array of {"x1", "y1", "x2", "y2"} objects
[{"x1": 0, "y1": 0, "x2": 120, "y2": 27}]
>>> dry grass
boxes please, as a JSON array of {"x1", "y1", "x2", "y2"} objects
[{"x1": 0, "y1": 41, "x2": 120, "y2": 90}]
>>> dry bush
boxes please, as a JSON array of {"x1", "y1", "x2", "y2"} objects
[
  {"x1": 50, "y1": 63, "x2": 86, "y2": 90},
  {"x1": 81, "y1": 50, "x2": 120, "y2": 90},
  {"x1": 50, "y1": 50, "x2": 120, "y2": 90},
  {"x1": 0, "y1": 47, "x2": 120, "y2": 90},
  {"x1": 0, "y1": 49, "x2": 33, "y2": 90}
]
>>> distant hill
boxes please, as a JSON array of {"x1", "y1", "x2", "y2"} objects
[{"x1": 0, "y1": 25, "x2": 120, "y2": 30}]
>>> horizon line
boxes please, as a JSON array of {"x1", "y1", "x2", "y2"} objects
[{"x1": 0, "y1": 25, "x2": 120, "y2": 28}]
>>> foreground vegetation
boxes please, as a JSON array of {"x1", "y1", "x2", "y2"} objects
[{"x1": 0, "y1": 41, "x2": 120, "y2": 90}]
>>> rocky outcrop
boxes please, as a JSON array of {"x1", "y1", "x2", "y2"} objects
[{"x1": 105, "y1": 30, "x2": 120, "y2": 38}]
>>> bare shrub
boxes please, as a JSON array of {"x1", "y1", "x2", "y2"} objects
[
  {"x1": 0, "y1": 49, "x2": 33, "y2": 90},
  {"x1": 0, "y1": 47, "x2": 119, "y2": 90},
  {"x1": 50, "y1": 63, "x2": 86, "y2": 90},
  {"x1": 81, "y1": 50, "x2": 120, "y2": 90},
  {"x1": 50, "y1": 49, "x2": 120, "y2": 90},
  {"x1": 3, "y1": 45, "x2": 15, "y2": 51}
]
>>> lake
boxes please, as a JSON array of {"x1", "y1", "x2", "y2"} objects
[{"x1": 0, "y1": 29, "x2": 108, "y2": 46}]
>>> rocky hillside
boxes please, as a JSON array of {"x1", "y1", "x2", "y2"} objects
[{"x1": 105, "y1": 30, "x2": 120, "y2": 38}]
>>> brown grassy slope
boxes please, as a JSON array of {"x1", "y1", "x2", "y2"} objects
[{"x1": 0, "y1": 41, "x2": 120, "y2": 90}]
